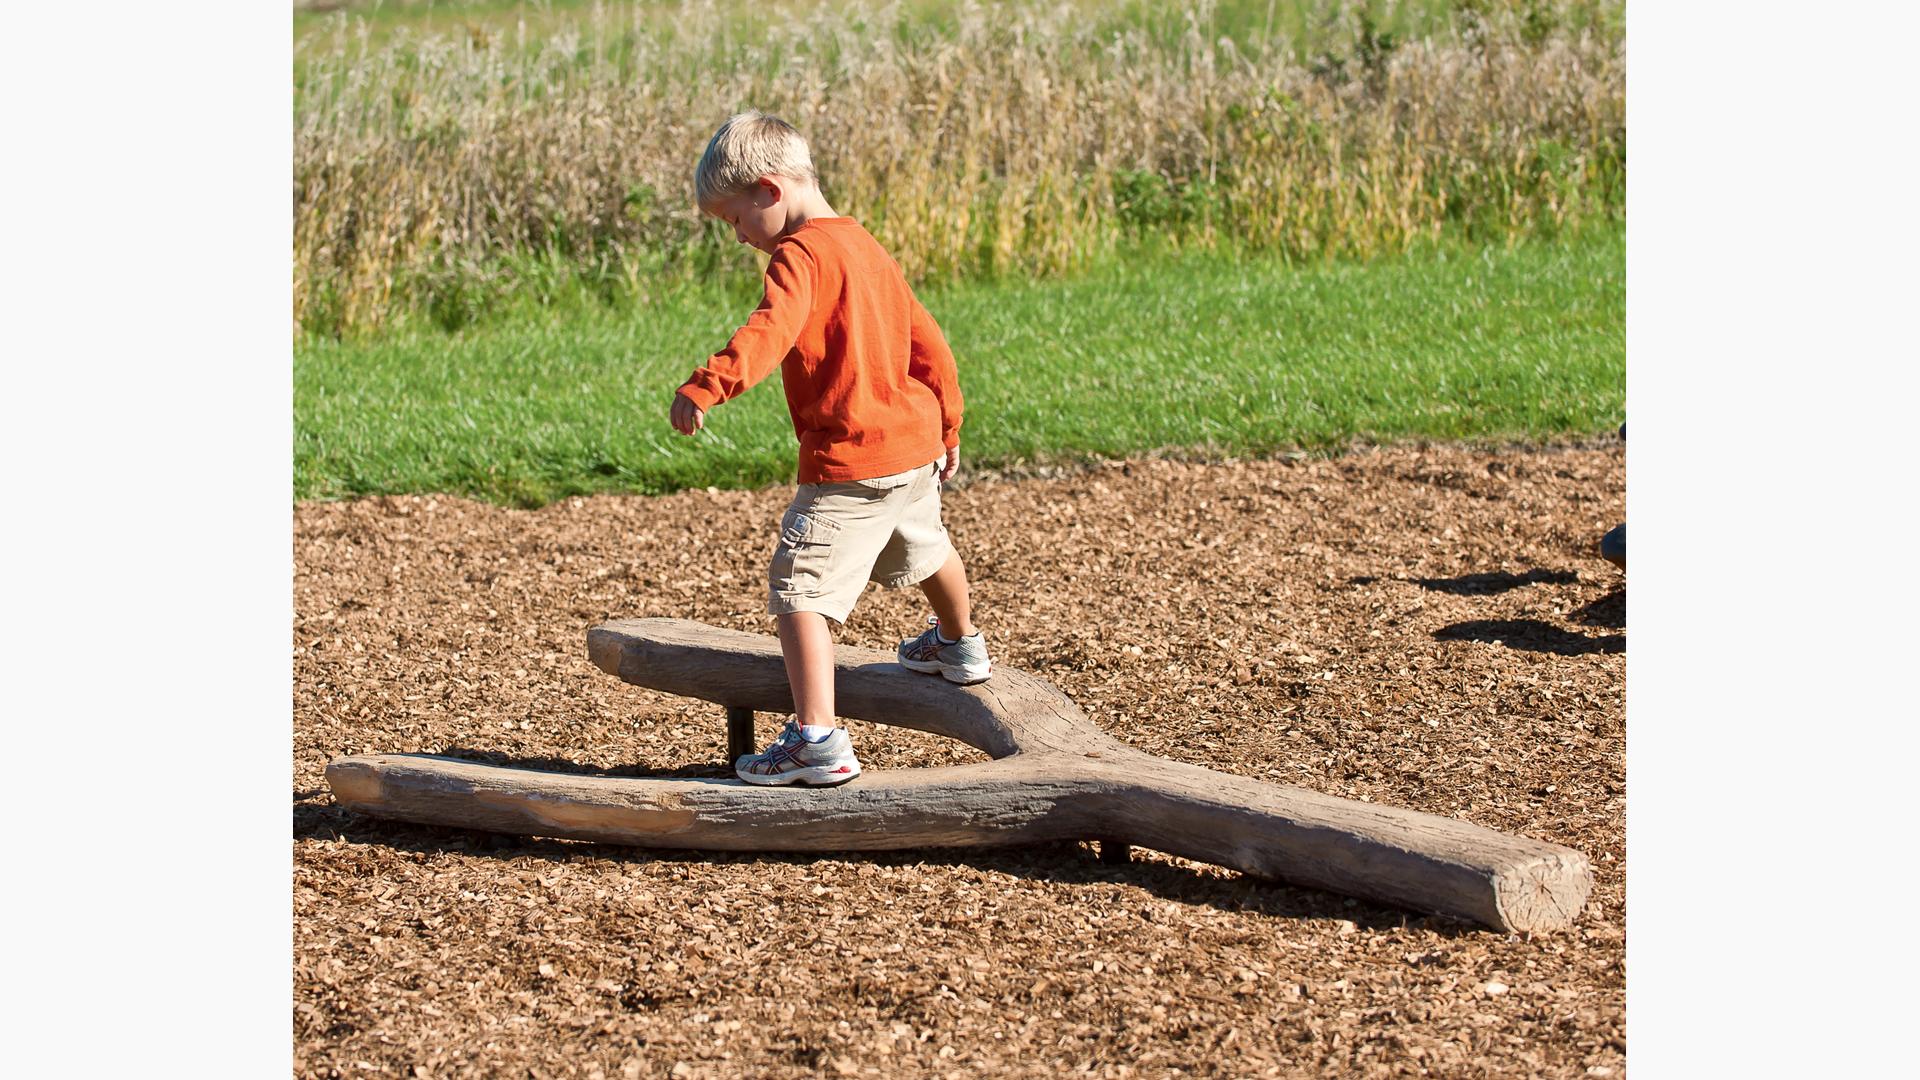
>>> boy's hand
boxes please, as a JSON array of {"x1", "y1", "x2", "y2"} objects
[
  {"x1": 939, "y1": 444, "x2": 960, "y2": 484},
  {"x1": 669, "y1": 391, "x2": 706, "y2": 435}
]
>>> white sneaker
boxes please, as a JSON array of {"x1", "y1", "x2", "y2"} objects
[
  {"x1": 897, "y1": 617, "x2": 992, "y2": 684},
  {"x1": 735, "y1": 718, "x2": 863, "y2": 786}
]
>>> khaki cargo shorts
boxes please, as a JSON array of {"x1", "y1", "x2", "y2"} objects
[{"x1": 768, "y1": 460, "x2": 952, "y2": 623}]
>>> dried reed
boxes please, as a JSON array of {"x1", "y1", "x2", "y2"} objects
[{"x1": 294, "y1": 1, "x2": 1623, "y2": 334}]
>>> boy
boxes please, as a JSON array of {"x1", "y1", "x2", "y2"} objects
[{"x1": 668, "y1": 110, "x2": 991, "y2": 787}]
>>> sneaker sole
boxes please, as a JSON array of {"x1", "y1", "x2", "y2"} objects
[
  {"x1": 940, "y1": 663, "x2": 992, "y2": 685},
  {"x1": 898, "y1": 655, "x2": 992, "y2": 684},
  {"x1": 735, "y1": 762, "x2": 863, "y2": 787}
]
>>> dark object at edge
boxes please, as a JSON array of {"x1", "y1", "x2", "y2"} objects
[{"x1": 1599, "y1": 523, "x2": 1625, "y2": 569}]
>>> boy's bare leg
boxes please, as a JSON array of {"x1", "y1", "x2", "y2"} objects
[
  {"x1": 776, "y1": 611, "x2": 837, "y2": 727},
  {"x1": 917, "y1": 550, "x2": 978, "y2": 638}
]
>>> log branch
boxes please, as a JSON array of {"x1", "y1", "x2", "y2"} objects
[{"x1": 328, "y1": 618, "x2": 1593, "y2": 932}]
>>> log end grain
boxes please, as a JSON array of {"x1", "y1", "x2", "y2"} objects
[
  {"x1": 324, "y1": 758, "x2": 384, "y2": 809},
  {"x1": 1491, "y1": 848, "x2": 1595, "y2": 933},
  {"x1": 585, "y1": 626, "x2": 626, "y2": 678}
]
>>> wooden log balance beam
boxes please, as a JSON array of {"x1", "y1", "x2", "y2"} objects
[{"x1": 326, "y1": 618, "x2": 1592, "y2": 933}]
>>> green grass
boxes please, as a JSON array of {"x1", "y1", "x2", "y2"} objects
[{"x1": 295, "y1": 226, "x2": 1623, "y2": 506}]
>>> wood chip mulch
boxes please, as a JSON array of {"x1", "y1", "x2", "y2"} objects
[{"x1": 294, "y1": 444, "x2": 1626, "y2": 1079}]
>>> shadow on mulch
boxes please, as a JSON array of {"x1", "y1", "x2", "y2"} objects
[
  {"x1": 1434, "y1": 618, "x2": 1624, "y2": 656},
  {"x1": 293, "y1": 780, "x2": 1479, "y2": 939},
  {"x1": 1411, "y1": 568, "x2": 1580, "y2": 595},
  {"x1": 1344, "y1": 568, "x2": 1581, "y2": 593},
  {"x1": 1572, "y1": 584, "x2": 1625, "y2": 629}
]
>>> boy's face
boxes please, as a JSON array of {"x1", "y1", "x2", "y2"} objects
[{"x1": 702, "y1": 178, "x2": 785, "y2": 255}]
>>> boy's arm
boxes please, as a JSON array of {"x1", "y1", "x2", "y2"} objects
[
  {"x1": 676, "y1": 243, "x2": 818, "y2": 415},
  {"x1": 907, "y1": 295, "x2": 964, "y2": 449}
]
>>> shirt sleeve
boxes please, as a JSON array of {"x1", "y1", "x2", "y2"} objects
[
  {"x1": 677, "y1": 242, "x2": 818, "y2": 412},
  {"x1": 907, "y1": 294, "x2": 965, "y2": 448}
]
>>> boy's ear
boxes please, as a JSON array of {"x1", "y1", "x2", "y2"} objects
[{"x1": 757, "y1": 175, "x2": 783, "y2": 205}]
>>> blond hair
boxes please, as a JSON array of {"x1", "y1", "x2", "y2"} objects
[{"x1": 694, "y1": 110, "x2": 818, "y2": 205}]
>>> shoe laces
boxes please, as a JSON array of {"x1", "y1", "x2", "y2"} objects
[
  {"x1": 906, "y1": 619, "x2": 948, "y2": 655},
  {"x1": 757, "y1": 717, "x2": 806, "y2": 755}
]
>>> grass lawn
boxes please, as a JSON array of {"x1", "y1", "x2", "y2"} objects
[{"x1": 295, "y1": 225, "x2": 1623, "y2": 506}]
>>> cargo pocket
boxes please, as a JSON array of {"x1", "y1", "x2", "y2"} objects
[{"x1": 769, "y1": 508, "x2": 841, "y2": 597}]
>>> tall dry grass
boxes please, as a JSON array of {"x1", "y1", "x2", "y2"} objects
[{"x1": 294, "y1": 0, "x2": 1624, "y2": 335}]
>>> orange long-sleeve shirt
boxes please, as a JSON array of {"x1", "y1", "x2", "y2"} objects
[{"x1": 676, "y1": 218, "x2": 964, "y2": 484}]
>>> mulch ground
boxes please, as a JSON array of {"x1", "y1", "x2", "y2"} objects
[{"x1": 294, "y1": 444, "x2": 1626, "y2": 1079}]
